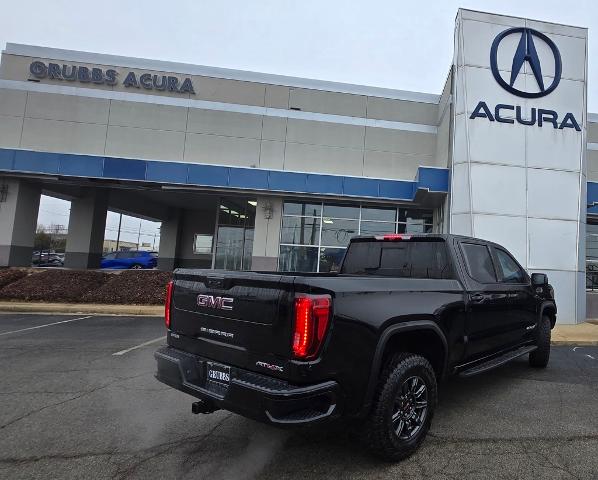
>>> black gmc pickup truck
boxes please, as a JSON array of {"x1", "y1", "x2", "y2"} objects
[{"x1": 155, "y1": 233, "x2": 556, "y2": 460}]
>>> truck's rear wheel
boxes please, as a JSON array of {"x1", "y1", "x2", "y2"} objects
[
  {"x1": 529, "y1": 315, "x2": 551, "y2": 368},
  {"x1": 362, "y1": 353, "x2": 437, "y2": 461}
]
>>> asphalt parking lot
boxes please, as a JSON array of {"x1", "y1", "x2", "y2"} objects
[{"x1": 0, "y1": 313, "x2": 597, "y2": 479}]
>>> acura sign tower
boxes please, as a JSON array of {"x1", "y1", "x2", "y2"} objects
[{"x1": 450, "y1": 10, "x2": 588, "y2": 323}]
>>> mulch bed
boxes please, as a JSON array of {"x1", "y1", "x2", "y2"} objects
[
  {"x1": 0, "y1": 268, "x2": 30, "y2": 290},
  {"x1": 81, "y1": 270, "x2": 172, "y2": 305},
  {"x1": 0, "y1": 269, "x2": 109, "y2": 303},
  {"x1": 0, "y1": 268, "x2": 172, "y2": 305}
]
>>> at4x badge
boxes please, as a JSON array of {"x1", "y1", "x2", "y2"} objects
[{"x1": 256, "y1": 361, "x2": 284, "y2": 372}]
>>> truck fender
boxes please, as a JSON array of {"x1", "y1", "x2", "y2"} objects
[
  {"x1": 539, "y1": 301, "x2": 557, "y2": 328},
  {"x1": 360, "y1": 320, "x2": 448, "y2": 417}
]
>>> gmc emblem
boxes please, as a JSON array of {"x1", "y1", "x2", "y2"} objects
[{"x1": 197, "y1": 294, "x2": 234, "y2": 311}]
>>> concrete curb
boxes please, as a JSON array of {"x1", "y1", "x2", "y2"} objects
[
  {"x1": 551, "y1": 340, "x2": 598, "y2": 346},
  {"x1": 552, "y1": 322, "x2": 598, "y2": 346},
  {"x1": 0, "y1": 302, "x2": 162, "y2": 316}
]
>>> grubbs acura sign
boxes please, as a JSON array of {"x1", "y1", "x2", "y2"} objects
[
  {"x1": 469, "y1": 27, "x2": 581, "y2": 132},
  {"x1": 29, "y1": 60, "x2": 195, "y2": 94}
]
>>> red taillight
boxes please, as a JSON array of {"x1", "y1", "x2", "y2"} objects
[
  {"x1": 292, "y1": 294, "x2": 331, "y2": 359},
  {"x1": 165, "y1": 280, "x2": 174, "y2": 329}
]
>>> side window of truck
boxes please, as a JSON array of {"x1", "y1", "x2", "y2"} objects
[
  {"x1": 494, "y1": 248, "x2": 526, "y2": 284},
  {"x1": 461, "y1": 243, "x2": 497, "y2": 283}
]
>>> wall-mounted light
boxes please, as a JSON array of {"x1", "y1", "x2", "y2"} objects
[
  {"x1": 0, "y1": 183, "x2": 8, "y2": 203},
  {"x1": 262, "y1": 202, "x2": 273, "y2": 219}
]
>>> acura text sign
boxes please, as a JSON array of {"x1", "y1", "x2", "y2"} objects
[
  {"x1": 29, "y1": 61, "x2": 195, "y2": 94},
  {"x1": 469, "y1": 102, "x2": 581, "y2": 131}
]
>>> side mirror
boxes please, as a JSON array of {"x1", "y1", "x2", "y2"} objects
[{"x1": 531, "y1": 273, "x2": 548, "y2": 287}]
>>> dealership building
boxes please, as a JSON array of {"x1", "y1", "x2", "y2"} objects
[{"x1": 0, "y1": 9, "x2": 596, "y2": 323}]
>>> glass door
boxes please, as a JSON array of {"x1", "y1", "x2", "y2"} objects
[
  {"x1": 214, "y1": 227, "x2": 244, "y2": 270},
  {"x1": 214, "y1": 198, "x2": 256, "y2": 270}
]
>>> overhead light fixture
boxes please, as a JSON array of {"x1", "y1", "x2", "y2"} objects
[
  {"x1": 248, "y1": 201, "x2": 257, "y2": 207},
  {"x1": 323, "y1": 218, "x2": 334, "y2": 224}
]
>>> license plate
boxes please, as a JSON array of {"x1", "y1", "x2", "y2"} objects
[{"x1": 206, "y1": 362, "x2": 231, "y2": 386}]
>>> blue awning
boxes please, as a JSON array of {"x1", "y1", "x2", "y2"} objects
[{"x1": 0, "y1": 148, "x2": 449, "y2": 202}]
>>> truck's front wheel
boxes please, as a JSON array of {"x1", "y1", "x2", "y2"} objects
[
  {"x1": 529, "y1": 315, "x2": 551, "y2": 368},
  {"x1": 363, "y1": 353, "x2": 437, "y2": 461}
]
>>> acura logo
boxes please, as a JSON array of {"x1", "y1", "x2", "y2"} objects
[{"x1": 490, "y1": 27, "x2": 561, "y2": 98}]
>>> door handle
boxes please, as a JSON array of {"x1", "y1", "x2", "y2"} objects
[{"x1": 470, "y1": 293, "x2": 485, "y2": 303}]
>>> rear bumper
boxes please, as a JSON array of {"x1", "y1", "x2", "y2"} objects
[{"x1": 154, "y1": 346, "x2": 342, "y2": 425}]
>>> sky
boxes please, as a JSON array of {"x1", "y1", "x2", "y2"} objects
[{"x1": 2, "y1": 0, "x2": 596, "y2": 245}]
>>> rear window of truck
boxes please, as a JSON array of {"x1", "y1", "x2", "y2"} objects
[{"x1": 340, "y1": 240, "x2": 454, "y2": 279}]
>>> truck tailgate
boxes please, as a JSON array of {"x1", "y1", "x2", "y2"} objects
[{"x1": 170, "y1": 270, "x2": 295, "y2": 370}]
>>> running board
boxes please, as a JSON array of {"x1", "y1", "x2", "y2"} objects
[{"x1": 458, "y1": 345, "x2": 537, "y2": 378}]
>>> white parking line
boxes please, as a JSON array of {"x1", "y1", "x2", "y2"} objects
[
  {"x1": 112, "y1": 336, "x2": 166, "y2": 356},
  {"x1": 0, "y1": 315, "x2": 94, "y2": 336}
]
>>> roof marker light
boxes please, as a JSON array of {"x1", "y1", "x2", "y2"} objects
[{"x1": 374, "y1": 234, "x2": 412, "y2": 241}]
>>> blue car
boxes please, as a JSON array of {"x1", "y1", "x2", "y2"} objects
[{"x1": 101, "y1": 251, "x2": 158, "y2": 269}]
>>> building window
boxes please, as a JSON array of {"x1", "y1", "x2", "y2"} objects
[
  {"x1": 587, "y1": 222, "x2": 598, "y2": 290},
  {"x1": 193, "y1": 234, "x2": 213, "y2": 254},
  {"x1": 214, "y1": 198, "x2": 256, "y2": 270},
  {"x1": 279, "y1": 201, "x2": 434, "y2": 272}
]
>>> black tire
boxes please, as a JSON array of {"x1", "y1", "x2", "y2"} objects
[
  {"x1": 529, "y1": 315, "x2": 551, "y2": 368},
  {"x1": 362, "y1": 353, "x2": 437, "y2": 461},
  {"x1": 130, "y1": 264, "x2": 143, "y2": 269}
]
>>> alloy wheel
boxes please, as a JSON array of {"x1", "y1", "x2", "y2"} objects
[{"x1": 391, "y1": 375, "x2": 428, "y2": 440}]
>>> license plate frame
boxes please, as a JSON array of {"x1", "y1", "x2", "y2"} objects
[{"x1": 206, "y1": 361, "x2": 231, "y2": 387}]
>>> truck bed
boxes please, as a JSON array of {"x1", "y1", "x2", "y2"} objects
[{"x1": 168, "y1": 268, "x2": 463, "y2": 384}]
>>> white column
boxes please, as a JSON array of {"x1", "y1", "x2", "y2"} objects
[
  {"x1": 158, "y1": 209, "x2": 181, "y2": 271},
  {"x1": 449, "y1": 9, "x2": 587, "y2": 323},
  {"x1": 0, "y1": 178, "x2": 41, "y2": 266},
  {"x1": 64, "y1": 190, "x2": 108, "y2": 269},
  {"x1": 251, "y1": 197, "x2": 283, "y2": 271}
]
